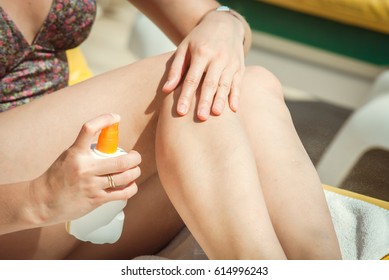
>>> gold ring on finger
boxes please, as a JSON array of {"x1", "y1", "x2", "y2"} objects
[{"x1": 107, "y1": 174, "x2": 116, "y2": 188}]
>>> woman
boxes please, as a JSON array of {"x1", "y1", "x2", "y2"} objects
[{"x1": 0, "y1": 0, "x2": 341, "y2": 259}]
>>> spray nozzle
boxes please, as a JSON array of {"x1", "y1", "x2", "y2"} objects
[{"x1": 95, "y1": 123, "x2": 119, "y2": 154}]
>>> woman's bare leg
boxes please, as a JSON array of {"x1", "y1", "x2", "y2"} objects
[
  {"x1": 238, "y1": 66, "x2": 341, "y2": 259},
  {"x1": 156, "y1": 84, "x2": 286, "y2": 259},
  {"x1": 155, "y1": 66, "x2": 340, "y2": 260}
]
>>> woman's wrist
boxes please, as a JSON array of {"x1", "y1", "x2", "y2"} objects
[
  {"x1": 0, "y1": 177, "x2": 51, "y2": 235},
  {"x1": 23, "y1": 176, "x2": 52, "y2": 228},
  {"x1": 213, "y1": 6, "x2": 252, "y2": 55}
]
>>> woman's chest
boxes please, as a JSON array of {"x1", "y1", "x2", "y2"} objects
[{"x1": 0, "y1": 0, "x2": 53, "y2": 45}]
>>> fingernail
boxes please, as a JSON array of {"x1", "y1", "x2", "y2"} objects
[
  {"x1": 110, "y1": 113, "x2": 121, "y2": 121},
  {"x1": 177, "y1": 104, "x2": 187, "y2": 115},
  {"x1": 231, "y1": 98, "x2": 239, "y2": 111},
  {"x1": 198, "y1": 108, "x2": 209, "y2": 119},
  {"x1": 163, "y1": 79, "x2": 171, "y2": 88},
  {"x1": 213, "y1": 102, "x2": 223, "y2": 115}
]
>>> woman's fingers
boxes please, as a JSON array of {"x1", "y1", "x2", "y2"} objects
[
  {"x1": 195, "y1": 63, "x2": 220, "y2": 120},
  {"x1": 93, "y1": 150, "x2": 142, "y2": 175},
  {"x1": 163, "y1": 48, "x2": 243, "y2": 120},
  {"x1": 162, "y1": 46, "x2": 189, "y2": 94},
  {"x1": 197, "y1": 63, "x2": 242, "y2": 120},
  {"x1": 228, "y1": 68, "x2": 244, "y2": 112},
  {"x1": 70, "y1": 113, "x2": 142, "y2": 196},
  {"x1": 211, "y1": 70, "x2": 235, "y2": 117},
  {"x1": 105, "y1": 182, "x2": 139, "y2": 201},
  {"x1": 71, "y1": 113, "x2": 142, "y2": 188},
  {"x1": 99, "y1": 166, "x2": 142, "y2": 190},
  {"x1": 177, "y1": 56, "x2": 208, "y2": 116}
]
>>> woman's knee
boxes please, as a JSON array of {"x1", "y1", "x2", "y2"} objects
[{"x1": 242, "y1": 66, "x2": 285, "y2": 102}]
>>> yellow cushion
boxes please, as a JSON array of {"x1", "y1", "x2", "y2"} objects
[
  {"x1": 323, "y1": 185, "x2": 389, "y2": 260},
  {"x1": 66, "y1": 47, "x2": 94, "y2": 86},
  {"x1": 259, "y1": 0, "x2": 389, "y2": 34}
]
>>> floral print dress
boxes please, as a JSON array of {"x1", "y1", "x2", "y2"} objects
[{"x1": 0, "y1": 0, "x2": 96, "y2": 112}]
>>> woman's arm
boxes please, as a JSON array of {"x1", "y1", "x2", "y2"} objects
[
  {"x1": 0, "y1": 180, "x2": 43, "y2": 235},
  {"x1": 129, "y1": 0, "x2": 252, "y2": 121},
  {"x1": 129, "y1": 0, "x2": 220, "y2": 45},
  {"x1": 129, "y1": 0, "x2": 251, "y2": 52}
]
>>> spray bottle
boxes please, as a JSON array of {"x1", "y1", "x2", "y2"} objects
[{"x1": 66, "y1": 123, "x2": 127, "y2": 244}]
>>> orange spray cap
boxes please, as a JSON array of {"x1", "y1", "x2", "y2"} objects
[{"x1": 95, "y1": 123, "x2": 119, "y2": 154}]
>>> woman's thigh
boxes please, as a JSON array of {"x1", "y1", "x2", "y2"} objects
[{"x1": 0, "y1": 52, "x2": 174, "y2": 184}]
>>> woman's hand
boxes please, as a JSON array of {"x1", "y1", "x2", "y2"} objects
[
  {"x1": 30, "y1": 113, "x2": 141, "y2": 226},
  {"x1": 162, "y1": 10, "x2": 246, "y2": 121}
]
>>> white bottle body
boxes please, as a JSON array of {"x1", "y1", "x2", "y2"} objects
[{"x1": 66, "y1": 145, "x2": 127, "y2": 244}]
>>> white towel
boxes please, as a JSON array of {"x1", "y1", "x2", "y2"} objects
[{"x1": 325, "y1": 190, "x2": 389, "y2": 260}]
